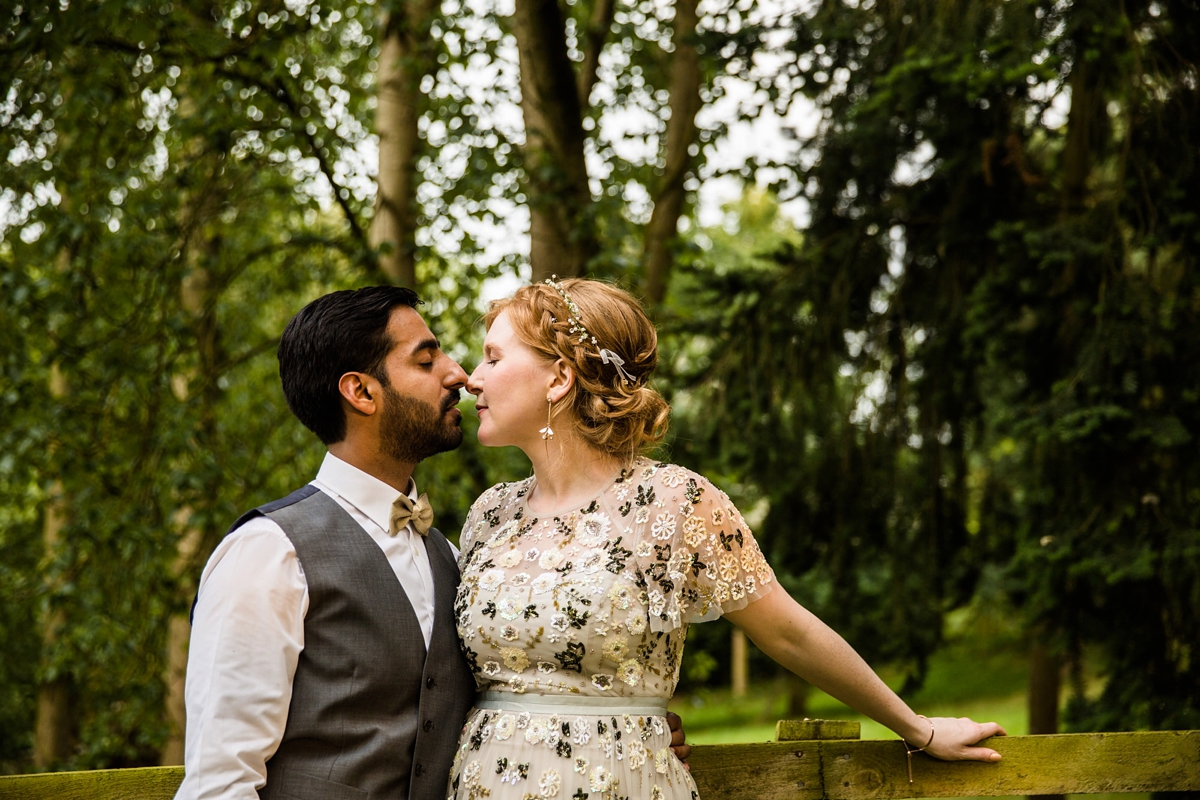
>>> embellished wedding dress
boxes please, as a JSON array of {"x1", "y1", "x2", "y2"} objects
[{"x1": 447, "y1": 459, "x2": 776, "y2": 800}]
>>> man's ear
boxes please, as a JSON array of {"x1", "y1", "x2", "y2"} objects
[
  {"x1": 338, "y1": 372, "x2": 379, "y2": 417},
  {"x1": 547, "y1": 359, "x2": 575, "y2": 404}
]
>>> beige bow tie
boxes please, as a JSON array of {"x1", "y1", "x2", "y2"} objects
[{"x1": 389, "y1": 493, "x2": 434, "y2": 537}]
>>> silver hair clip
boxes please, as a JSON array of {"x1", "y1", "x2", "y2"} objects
[{"x1": 599, "y1": 349, "x2": 634, "y2": 385}]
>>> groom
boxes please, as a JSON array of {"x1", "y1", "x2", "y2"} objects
[
  {"x1": 177, "y1": 287, "x2": 687, "y2": 800},
  {"x1": 177, "y1": 286, "x2": 475, "y2": 800}
]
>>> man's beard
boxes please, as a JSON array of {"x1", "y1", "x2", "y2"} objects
[{"x1": 378, "y1": 384, "x2": 464, "y2": 463}]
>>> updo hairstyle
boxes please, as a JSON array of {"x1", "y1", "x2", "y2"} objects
[{"x1": 484, "y1": 279, "x2": 670, "y2": 460}]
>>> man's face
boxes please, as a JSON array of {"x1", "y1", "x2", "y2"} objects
[{"x1": 374, "y1": 306, "x2": 468, "y2": 463}]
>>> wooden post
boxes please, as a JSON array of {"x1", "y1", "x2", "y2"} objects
[
  {"x1": 1028, "y1": 643, "x2": 1063, "y2": 800},
  {"x1": 731, "y1": 627, "x2": 748, "y2": 697}
]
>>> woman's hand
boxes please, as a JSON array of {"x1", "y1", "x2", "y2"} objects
[{"x1": 917, "y1": 716, "x2": 1007, "y2": 762}]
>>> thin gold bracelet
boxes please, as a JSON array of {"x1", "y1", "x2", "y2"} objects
[{"x1": 903, "y1": 715, "x2": 935, "y2": 784}]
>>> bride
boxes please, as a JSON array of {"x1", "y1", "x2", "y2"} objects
[{"x1": 447, "y1": 278, "x2": 1004, "y2": 800}]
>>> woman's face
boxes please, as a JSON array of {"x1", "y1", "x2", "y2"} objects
[{"x1": 467, "y1": 310, "x2": 560, "y2": 449}]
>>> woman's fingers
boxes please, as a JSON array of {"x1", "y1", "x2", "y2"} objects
[
  {"x1": 961, "y1": 745, "x2": 1003, "y2": 762},
  {"x1": 976, "y1": 720, "x2": 1008, "y2": 739},
  {"x1": 926, "y1": 717, "x2": 1007, "y2": 761}
]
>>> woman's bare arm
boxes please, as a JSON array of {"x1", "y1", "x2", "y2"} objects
[{"x1": 724, "y1": 588, "x2": 1006, "y2": 761}]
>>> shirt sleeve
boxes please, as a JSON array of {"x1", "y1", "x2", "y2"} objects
[
  {"x1": 176, "y1": 517, "x2": 308, "y2": 800},
  {"x1": 637, "y1": 466, "x2": 776, "y2": 634}
]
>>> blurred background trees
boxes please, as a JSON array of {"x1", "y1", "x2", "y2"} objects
[{"x1": 2, "y1": 0, "x2": 1197, "y2": 773}]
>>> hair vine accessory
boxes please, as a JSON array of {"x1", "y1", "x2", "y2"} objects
[
  {"x1": 543, "y1": 275, "x2": 597, "y2": 346},
  {"x1": 903, "y1": 714, "x2": 935, "y2": 784},
  {"x1": 543, "y1": 275, "x2": 635, "y2": 386}
]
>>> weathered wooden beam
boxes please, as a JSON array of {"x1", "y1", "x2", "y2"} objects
[
  {"x1": 0, "y1": 765, "x2": 182, "y2": 800},
  {"x1": 821, "y1": 731, "x2": 1200, "y2": 799},
  {"x1": 690, "y1": 741, "x2": 825, "y2": 800},
  {"x1": 1, "y1": 729, "x2": 1197, "y2": 800}
]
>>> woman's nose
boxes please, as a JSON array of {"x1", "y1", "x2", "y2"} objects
[{"x1": 466, "y1": 365, "x2": 483, "y2": 396}]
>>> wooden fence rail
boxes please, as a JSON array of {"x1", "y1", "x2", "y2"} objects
[{"x1": 1, "y1": 720, "x2": 1197, "y2": 800}]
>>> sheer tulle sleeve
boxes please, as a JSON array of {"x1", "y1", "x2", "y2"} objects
[{"x1": 635, "y1": 464, "x2": 776, "y2": 634}]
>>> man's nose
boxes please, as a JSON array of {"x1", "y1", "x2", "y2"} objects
[{"x1": 445, "y1": 359, "x2": 468, "y2": 389}]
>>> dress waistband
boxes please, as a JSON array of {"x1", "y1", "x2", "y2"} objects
[{"x1": 474, "y1": 690, "x2": 669, "y2": 718}]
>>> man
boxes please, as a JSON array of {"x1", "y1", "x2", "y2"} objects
[{"x1": 178, "y1": 287, "x2": 687, "y2": 800}]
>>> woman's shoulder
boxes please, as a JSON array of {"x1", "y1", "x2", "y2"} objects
[{"x1": 632, "y1": 459, "x2": 726, "y2": 502}]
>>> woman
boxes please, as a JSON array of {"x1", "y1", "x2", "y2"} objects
[{"x1": 447, "y1": 278, "x2": 1005, "y2": 800}]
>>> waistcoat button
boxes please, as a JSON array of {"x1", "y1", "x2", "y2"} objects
[
  {"x1": 424, "y1": 719, "x2": 434, "y2": 731},
  {"x1": 414, "y1": 763, "x2": 424, "y2": 776},
  {"x1": 426, "y1": 676, "x2": 436, "y2": 689}
]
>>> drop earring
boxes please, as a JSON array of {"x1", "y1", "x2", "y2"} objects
[{"x1": 540, "y1": 397, "x2": 555, "y2": 440}]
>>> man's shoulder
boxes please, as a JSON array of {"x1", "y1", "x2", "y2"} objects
[
  {"x1": 196, "y1": 513, "x2": 301, "y2": 609},
  {"x1": 229, "y1": 484, "x2": 323, "y2": 533}
]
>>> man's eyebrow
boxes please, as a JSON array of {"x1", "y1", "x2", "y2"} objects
[{"x1": 410, "y1": 337, "x2": 440, "y2": 357}]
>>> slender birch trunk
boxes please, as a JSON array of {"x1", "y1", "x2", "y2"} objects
[
  {"x1": 372, "y1": 2, "x2": 437, "y2": 289},
  {"x1": 731, "y1": 627, "x2": 748, "y2": 697},
  {"x1": 34, "y1": 246, "x2": 75, "y2": 768}
]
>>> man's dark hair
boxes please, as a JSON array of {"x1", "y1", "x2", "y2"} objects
[{"x1": 278, "y1": 286, "x2": 421, "y2": 444}]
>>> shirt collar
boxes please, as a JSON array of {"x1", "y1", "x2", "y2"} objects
[{"x1": 315, "y1": 452, "x2": 417, "y2": 533}]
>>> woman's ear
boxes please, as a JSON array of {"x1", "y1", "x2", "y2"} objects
[
  {"x1": 338, "y1": 372, "x2": 379, "y2": 417},
  {"x1": 547, "y1": 358, "x2": 575, "y2": 404}
]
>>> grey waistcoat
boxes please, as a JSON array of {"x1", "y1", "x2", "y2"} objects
[{"x1": 228, "y1": 485, "x2": 476, "y2": 800}]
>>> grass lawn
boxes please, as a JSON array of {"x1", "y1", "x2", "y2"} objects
[{"x1": 670, "y1": 685, "x2": 1027, "y2": 745}]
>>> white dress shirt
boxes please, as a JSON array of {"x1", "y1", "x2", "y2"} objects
[{"x1": 176, "y1": 453, "x2": 456, "y2": 800}]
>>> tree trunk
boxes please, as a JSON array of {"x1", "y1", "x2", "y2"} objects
[
  {"x1": 1027, "y1": 643, "x2": 1063, "y2": 800},
  {"x1": 787, "y1": 673, "x2": 810, "y2": 718},
  {"x1": 731, "y1": 627, "x2": 748, "y2": 697},
  {"x1": 372, "y1": 2, "x2": 437, "y2": 289},
  {"x1": 162, "y1": 176, "x2": 225, "y2": 762},
  {"x1": 1060, "y1": 49, "x2": 1100, "y2": 219},
  {"x1": 511, "y1": 0, "x2": 597, "y2": 280},
  {"x1": 34, "y1": 362, "x2": 72, "y2": 769},
  {"x1": 643, "y1": 0, "x2": 702, "y2": 305},
  {"x1": 576, "y1": 0, "x2": 615, "y2": 108},
  {"x1": 162, "y1": 519, "x2": 201, "y2": 766}
]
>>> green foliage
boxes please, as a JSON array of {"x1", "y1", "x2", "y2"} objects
[
  {"x1": 0, "y1": 0, "x2": 401, "y2": 770},
  {"x1": 665, "y1": 0, "x2": 1200, "y2": 730}
]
